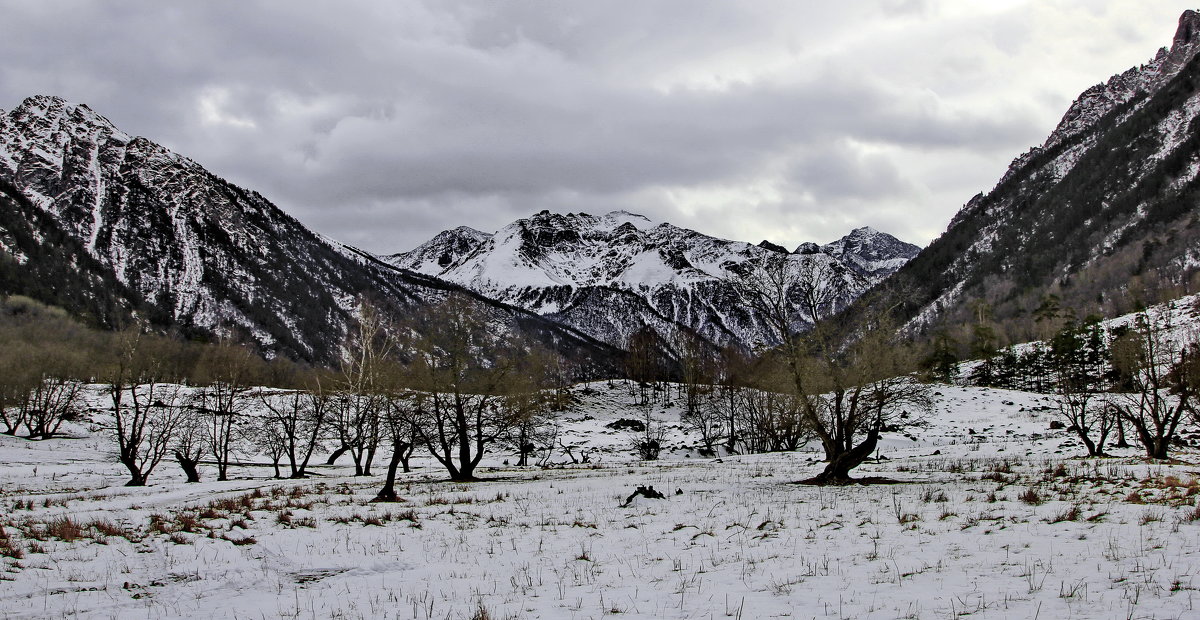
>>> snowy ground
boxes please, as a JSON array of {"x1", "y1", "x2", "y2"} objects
[{"x1": 3, "y1": 382, "x2": 1200, "y2": 619}]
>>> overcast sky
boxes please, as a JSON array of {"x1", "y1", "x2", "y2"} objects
[{"x1": 0, "y1": 1, "x2": 1195, "y2": 253}]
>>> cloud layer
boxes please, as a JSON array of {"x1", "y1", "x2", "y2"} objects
[{"x1": 0, "y1": 1, "x2": 1193, "y2": 252}]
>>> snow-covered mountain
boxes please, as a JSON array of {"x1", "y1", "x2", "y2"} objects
[
  {"x1": 0, "y1": 95, "x2": 622, "y2": 370},
  {"x1": 388, "y1": 210, "x2": 918, "y2": 349},
  {"x1": 880, "y1": 9, "x2": 1200, "y2": 336},
  {"x1": 819, "y1": 226, "x2": 920, "y2": 278}
]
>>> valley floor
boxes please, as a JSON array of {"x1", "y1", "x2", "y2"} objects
[{"x1": 2, "y1": 383, "x2": 1200, "y2": 619}]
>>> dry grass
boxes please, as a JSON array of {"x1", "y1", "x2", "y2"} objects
[
  {"x1": 1018, "y1": 487, "x2": 1043, "y2": 506},
  {"x1": 0, "y1": 525, "x2": 23, "y2": 559},
  {"x1": 43, "y1": 516, "x2": 89, "y2": 542}
]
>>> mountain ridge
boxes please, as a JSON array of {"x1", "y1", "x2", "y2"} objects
[
  {"x1": 870, "y1": 8, "x2": 1200, "y2": 347},
  {"x1": 389, "y1": 210, "x2": 919, "y2": 349},
  {"x1": 0, "y1": 95, "x2": 625, "y2": 373}
]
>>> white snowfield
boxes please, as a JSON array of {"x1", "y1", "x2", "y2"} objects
[{"x1": 2, "y1": 380, "x2": 1200, "y2": 619}]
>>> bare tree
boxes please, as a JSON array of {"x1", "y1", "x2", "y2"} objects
[
  {"x1": 503, "y1": 347, "x2": 560, "y2": 467},
  {"x1": 632, "y1": 419, "x2": 667, "y2": 460},
  {"x1": 674, "y1": 327, "x2": 715, "y2": 416},
  {"x1": 242, "y1": 408, "x2": 289, "y2": 479},
  {"x1": 1049, "y1": 320, "x2": 1113, "y2": 456},
  {"x1": 404, "y1": 294, "x2": 527, "y2": 481},
  {"x1": 21, "y1": 376, "x2": 86, "y2": 440},
  {"x1": 258, "y1": 374, "x2": 331, "y2": 479},
  {"x1": 731, "y1": 255, "x2": 929, "y2": 483},
  {"x1": 103, "y1": 332, "x2": 189, "y2": 486},
  {"x1": 0, "y1": 336, "x2": 38, "y2": 435},
  {"x1": 330, "y1": 298, "x2": 395, "y2": 476},
  {"x1": 683, "y1": 394, "x2": 727, "y2": 457},
  {"x1": 192, "y1": 341, "x2": 261, "y2": 481},
  {"x1": 739, "y1": 387, "x2": 810, "y2": 453},
  {"x1": 1110, "y1": 313, "x2": 1197, "y2": 459},
  {"x1": 0, "y1": 338, "x2": 86, "y2": 439},
  {"x1": 625, "y1": 326, "x2": 669, "y2": 406},
  {"x1": 172, "y1": 405, "x2": 207, "y2": 483},
  {"x1": 375, "y1": 390, "x2": 420, "y2": 502}
]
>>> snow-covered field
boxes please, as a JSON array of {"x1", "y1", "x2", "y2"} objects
[{"x1": 3, "y1": 382, "x2": 1200, "y2": 619}]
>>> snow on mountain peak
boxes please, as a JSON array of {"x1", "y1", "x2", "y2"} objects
[
  {"x1": 387, "y1": 225, "x2": 493, "y2": 276},
  {"x1": 1008, "y1": 8, "x2": 1200, "y2": 175},
  {"x1": 8, "y1": 95, "x2": 129, "y2": 144},
  {"x1": 391, "y1": 211, "x2": 920, "y2": 348},
  {"x1": 603, "y1": 210, "x2": 655, "y2": 229},
  {"x1": 821, "y1": 226, "x2": 921, "y2": 277}
]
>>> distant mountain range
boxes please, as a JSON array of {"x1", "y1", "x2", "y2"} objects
[
  {"x1": 4, "y1": 10, "x2": 1199, "y2": 367},
  {"x1": 388, "y1": 211, "x2": 918, "y2": 349},
  {"x1": 0, "y1": 95, "x2": 915, "y2": 364},
  {"x1": 0, "y1": 96, "x2": 622, "y2": 371}
]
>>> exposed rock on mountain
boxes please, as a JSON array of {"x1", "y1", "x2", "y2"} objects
[
  {"x1": 877, "y1": 9, "x2": 1200, "y2": 339},
  {"x1": 390, "y1": 211, "x2": 919, "y2": 349},
  {"x1": 820, "y1": 226, "x2": 920, "y2": 278},
  {"x1": 0, "y1": 96, "x2": 622, "y2": 370}
]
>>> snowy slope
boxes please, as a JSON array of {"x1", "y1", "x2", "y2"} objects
[
  {"x1": 886, "y1": 9, "x2": 1200, "y2": 335},
  {"x1": 0, "y1": 96, "x2": 622, "y2": 370},
  {"x1": 389, "y1": 211, "x2": 919, "y2": 349},
  {"x1": 3, "y1": 380, "x2": 1200, "y2": 619}
]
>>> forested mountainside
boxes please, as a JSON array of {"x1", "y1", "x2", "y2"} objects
[
  {"x1": 0, "y1": 178, "x2": 143, "y2": 328},
  {"x1": 867, "y1": 9, "x2": 1200, "y2": 347},
  {"x1": 390, "y1": 210, "x2": 918, "y2": 349},
  {"x1": 0, "y1": 95, "x2": 622, "y2": 372}
]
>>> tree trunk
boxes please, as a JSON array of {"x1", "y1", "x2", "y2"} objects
[
  {"x1": 1151, "y1": 437, "x2": 1169, "y2": 460},
  {"x1": 326, "y1": 445, "x2": 350, "y2": 465},
  {"x1": 363, "y1": 442, "x2": 377, "y2": 476},
  {"x1": 399, "y1": 452, "x2": 412, "y2": 474},
  {"x1": 808, "y1": 428, "x2": 880, "y2": 485},
  {"x1": 294, "y1": 445, "x2": 315, "y2": 478},
  {"x1": 1114, "y1": 415, "x2": 1129, "y2": 448},
  {"x1": 122, "y1": 459, "x2": 146, "y2": 487},
  {"x1": 451, "y1": 454, "x2": 476, "y2": 481},
  {"x1": 1129, "y1": 421, "x2": 1164, "y2": 459},
  {"x1": 1080, "y1": 434, "x2": 1099, "y2": 457},
  {"x1": 374, "y1": 442, "x2": 409, "y2": 502},
  {"x1": 174, "y1": 451, "x2": 201, "y2": 483},
  {"x1": 518, "y1": 442, "x2": 535, "y2": 467}
]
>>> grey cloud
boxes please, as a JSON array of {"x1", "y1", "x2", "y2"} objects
[
  {"x1": 785, "y1": 140, "x2": 918, "y2": 203},
  {"x1": 0, "y1": 1, "x2": 1193, "y2": 253}
]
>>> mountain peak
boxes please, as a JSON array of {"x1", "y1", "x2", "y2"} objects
[
  {"x1": 10, "y1": 95, "x2": 125, "y2": 137},
  {"x1": 449, "y1": 225, "x2": 489, "y2": 238},
  {"x1": 847, "y1": 226, "x2": 880, "y2": 237},
  {"x1": 391, "y1": 210, "x2": 920, "y2": 348},
  {"x1": 881, "y1": 9, "x2": 1200, "y2": 336},
  {"x1": 822, "y1": 226, "x2": 921, "y2": 276},
  {"x1": 1175, "y1": 9, "x2": 1200, "y2": 48},
  {"x1": 1019, "y1": 8, "x2": 1200, "y2": 164},
  {"x1": 388, "y1": 225, "x2": 492, "y2": 275},
  {"x1": 758, "y1": 240, "x2": 790, "y2": 254}
]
